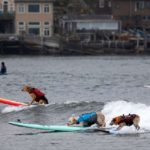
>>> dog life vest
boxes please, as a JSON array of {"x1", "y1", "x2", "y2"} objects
[
  {"x1": 32, "y1": 88, "x2": 45, "y2": 98},
  {"x1": 77, "y1": 112, "x2": 97, "y2": 126},
  {"x1": 120, "y1": 114, "x2": 138, "y2": 126}
]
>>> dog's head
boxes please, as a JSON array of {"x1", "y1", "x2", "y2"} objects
[
  {"x1": 22, "y1": 85, "x2": 33, "y2": 93},
  {"x1": 67, "y1": 116, "x2": 77, "y2": 125},
  {"x1": 110, "y1": 117, "x2": 121, "y2": 126}
]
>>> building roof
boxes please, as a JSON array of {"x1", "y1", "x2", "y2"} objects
[
  {"x1": 62, "y1": 15, "x2": 113, "y2": 21},
  {"x1": 14, "y1": 0, "x2": 55, "y2": 3}
]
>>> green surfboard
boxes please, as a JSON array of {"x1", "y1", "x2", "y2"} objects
[{"x1": 9, "y1": 121, "x2": 89, "y2": 132}]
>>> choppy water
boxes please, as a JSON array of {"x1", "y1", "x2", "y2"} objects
[{"x1": 1, "y1": 56, "x2": 150, "y2": 150}]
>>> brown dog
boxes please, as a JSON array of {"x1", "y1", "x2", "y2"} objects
[
  {"x1": 68, "y1": 112, "x2": 106, "y2": 127},
  {"x1": 110, "y1": 114, "x2": 140, "y2": 130},
  {"x1": 22, "y1": 85, "x2": 48, "y2": 105}
]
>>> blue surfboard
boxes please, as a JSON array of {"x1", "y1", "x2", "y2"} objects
[
  {"x1": 9, "y1": 121, "x2": 115, "y2": 133},
  {"x1": 9, "y1": 121, "x2": 90, "y2": 132}
]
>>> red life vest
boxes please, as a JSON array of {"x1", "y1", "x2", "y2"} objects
[{"x1": 32, "y1": 88, "x2": 45, "y2": 98}]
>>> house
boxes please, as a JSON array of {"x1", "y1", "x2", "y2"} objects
[
  {"x1": 0, "y1": 0, "x2": 15, "y2": 33},
  {"x1": 111, "y1": 0, "x2": 150, "y2": 29},
  {"x1": 85, "y1": 0, "x2": 112, "y2": 15},
  {"x1": 14, "y1": 0, "x2": 54, "y2": 37},
  {"x1": 86, "y1": 0, "x2": 150, "y2": 29},
  {"x1": 60, "y1": 15, "x2": 120, "y2": 34}
]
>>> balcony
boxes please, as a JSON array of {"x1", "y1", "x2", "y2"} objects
[{"x1": 0, "y1": 12, "x2": 15, "y2": 20}]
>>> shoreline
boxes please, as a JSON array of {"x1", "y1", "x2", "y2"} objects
[{"x1": 0, "y1": 38, "x2": 149, "y2": 55}]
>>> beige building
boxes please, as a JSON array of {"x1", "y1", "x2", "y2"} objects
[
  {"x1": 14, "y1": 0, "x2": 54, "y2": 37},
  {"x1": 0, "y1": 0, "x2": 15, "y2": 33},
  {"x1": 0, "y1": 0, "x2": 15, "y2": 12}
]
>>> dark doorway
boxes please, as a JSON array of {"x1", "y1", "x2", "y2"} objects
[{"x1": 0, "y1": 20, "x2": 14, "y2": 33}]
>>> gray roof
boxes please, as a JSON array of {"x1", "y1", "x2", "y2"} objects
[{"x1": 62, "y1": 15, "x2": 113, "y2": 20}]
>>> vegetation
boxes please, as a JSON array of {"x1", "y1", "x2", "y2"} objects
[
  {"x1": 54, "y1": 0, "x2": 93, "y2": 16},
  {"x1": 53, "y1": 0, "x2": 96, "y2": 34}
]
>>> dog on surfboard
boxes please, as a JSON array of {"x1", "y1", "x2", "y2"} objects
[
  {"x1": 67, "y1": 112, "x2": 106, "y2": 128},
  {"x1": 110, "y1": 114, "x2": 140, "y2": 130},
  {"x1": 22, "y1": 85, "x2": 48, "y2": 105}
]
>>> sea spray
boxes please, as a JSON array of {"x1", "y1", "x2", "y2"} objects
[
  {"x1": 1, "y1": 105, "x2": 37, "y2": 113},
  {"x1": 102, "y1": 100, "x2": 150, "y2": 133}
]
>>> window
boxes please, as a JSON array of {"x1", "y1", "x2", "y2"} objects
[
  {"x1": 10, "y1": 4, "x2": 14, "y2": 12},
  {"x1": 44, "y1": 4, "x2": 49, "y2": 13},
  {"x1": 28, "y1": 4, "x2": 40, "y2": 13},
  {"x1": 108, "y1": 1, "x2": 112, "y2": 7},
  {"x1": 18, "y1": 22, "x2": 25, "y2": 31},
  {"x1": 99, "y1": 0, "x2": 104, "y2": 8},
  {"x1": 44, "y1": 22, "x2": 49, "y2": 26},
  {"x1": 18, "y1": 4, "x2": 25, "y2": 13},
  {"x1": 28, "y1": 22, "x2": 40, "y2": 35},
  {"x1": 147, "y1": 2, "x2": 150, "y2": 8},
  {"x1": 28, "y1": 28, "x2": 40, "y2": 35},
  {"x1": 0, "y1": 3, "x2": 2, "y2": 10},
  {"x1": 116, "y1": 4, "x2": 120, "y2": 9},
  {"x1": 19, "y1": 22, "x2": 24, "y2": 25},
  {"x1": 143, "y1": 16, "x2": 150, "y2": 20},
  {"x1": 29, "y1": 22, "x2": 40, "y2": 26},
  {"x1": 135, "y1": 1, "x2": 144, "y2": 11},
  {"x1": 121, "y1": 16, "x2": 129, "y2": 20},
  {"x1": 44, "y1": 22, "x2": 50, "y2": 36},
  {"x1": 3, "y1": 1, "x2": 8, "y2": 12},
  {"x1": 44, "y1": 29, "x2": 50, "y2": 36}
]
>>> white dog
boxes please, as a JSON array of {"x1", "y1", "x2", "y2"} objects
[{"x1": 68, "y1": 112, "x2": 106, "y2": 127}]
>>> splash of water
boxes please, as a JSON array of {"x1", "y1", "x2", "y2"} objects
[
  {"x1": 102, "y1": 100, "x2": 150, "y2": 134},
  {"x1": 1, "y1": 105, "x2": 37, "y2": 113}
]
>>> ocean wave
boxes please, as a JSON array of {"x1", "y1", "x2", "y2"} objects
[
  {"x1": 1, "y1": 100, "x2": 150, "y2": 134},
  {"x1": 102, "y1": 100, "x2": 150, "y2": 134},
  {"x1": 1, "y1": 105, "x2": 37, "y2": 114},
  {"x1": 1, "y1": 101, "x2": 104, "y2": 114}
]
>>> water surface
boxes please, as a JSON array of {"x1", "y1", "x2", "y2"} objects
[{"x1": 0, "y1": 56, "x2": 150, "y2": 150}]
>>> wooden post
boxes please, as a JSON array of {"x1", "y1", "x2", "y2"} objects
[{"x1": 144, "y1": 28, "x2": 147, "y2": 49}]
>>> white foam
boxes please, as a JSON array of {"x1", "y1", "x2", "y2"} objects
[
  {"x1": 144, "y1": 85, "x2": 150, "y2": 88},
  {"x1": 64, "y1": 100, "x2": 90, "y2": 104},
  {"x1": 1, "y1": 105, "x2": 37, "y2": 113},
  {"x1": 102, "y1": 100, "x2": 150, "y2": 134}
]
